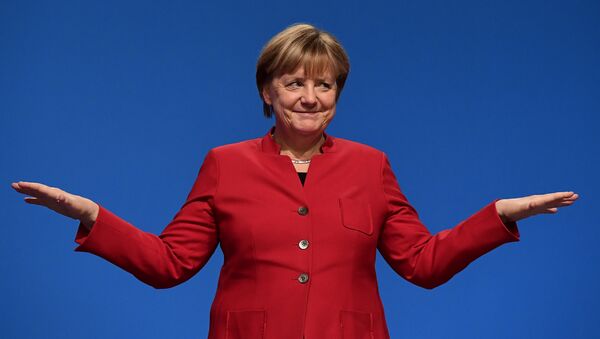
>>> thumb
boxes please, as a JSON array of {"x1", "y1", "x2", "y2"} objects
[{"x1": 24, "y1": 197, "x2": 46, "y2": 206}]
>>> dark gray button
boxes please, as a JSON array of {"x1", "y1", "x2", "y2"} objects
[
  {"x1": 298, "y1": 273, "x2": 309, "y2": 284},
  {"x1": 299, "y1": 240, "x2": 309, "y2": 250},
  {"x1": 298, "y1": 206, "x2": 309, "y2": 216}
]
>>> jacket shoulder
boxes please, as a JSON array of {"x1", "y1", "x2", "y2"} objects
[
  {"x1": 209, "y1": 137, "x2": 262, "y2": 157},
  {"x1": 333, "y1": 137, "x2": 385, "y2": 159}
]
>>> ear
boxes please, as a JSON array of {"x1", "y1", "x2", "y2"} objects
[{"x1": 261, "y1": 85, "x2": 272, "y2": 105}]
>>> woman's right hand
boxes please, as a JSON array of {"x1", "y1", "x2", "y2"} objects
[{"x1": 11, "y1": 181, "x2": 99, "y2": 230}]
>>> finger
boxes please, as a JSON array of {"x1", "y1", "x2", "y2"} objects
[
  {"x1": 12, "y1": 181, "x2": 47, "y2": 189},
  {"x1": 12, "y1": 182, "x2": 59, "y2": 199},
  {"x1": 542, "y1": 198, "x2": 575, "y2": 207},
  {"x1": 564, "y1": 193, "x2": 579, "y2": 201},
  {"x1": 11, "y1": 182, "x2": 34, "y2": 195},
  {"x1": 11, "y1": 182, "x2": 29, "y2": 192},
  {"x1": 539, "y1": 191, "x2": 574, "y2": 199},
  {"x1": 14, "y1": 181, "x2": 59, "y2": 191},
  {"x1": 12, "y1": 181, "x2": 44, "y2": 192},
  {"x1": 540, "y1": 208, "x2": 558, "y2": 214},
  {"x1": 531, "y1": 192, "x2": 577, "y2": 209},
  {"x1": 554, "y1": 191, "x2": 578, "y2": 200},
  {"x1": 542, "y1": 196, "x2": 579, "y2": 209},
  {"x1": 24, "y1": 197, "x2": 46, "y2": 206},
  {"x1": 555, "y1": 196, "x2": 579, "y2": 206}
]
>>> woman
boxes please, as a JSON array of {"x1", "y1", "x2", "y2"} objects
[{"x1": 12, "y1": 24, "x2": 578, "y2": 339}]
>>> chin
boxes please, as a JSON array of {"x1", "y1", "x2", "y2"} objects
[{"x1": 291, "y1": 123, "x2": 325, "y2": 135}]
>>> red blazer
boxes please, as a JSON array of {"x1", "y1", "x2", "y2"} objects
[{"x1": 74, "y1": 128, "x2": 520, "y2": 339}]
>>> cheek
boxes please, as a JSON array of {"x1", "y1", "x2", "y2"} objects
[
  {"x1": 326, "y1": 107, "x2": 336, "y2": 120},
  {"x1": 272, "y1": 91, "x2": 296, "y2": 108},
  {"x1": 323, "y1": 96, "x2": 337, "y2": 112},
  {"x1": 283, "y1": 95, "x2": 300, "y2": 108},
  {"x1": 322, "y1": 91, "x2": 337, "y2": 106}
]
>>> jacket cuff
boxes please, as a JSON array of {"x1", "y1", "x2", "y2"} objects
[
  {"x1": 490, "y1": 199, "x2": 520, "y2": 241},
  {"x1": 74, "y1": 204, "x2": 113, "y2": 250}
]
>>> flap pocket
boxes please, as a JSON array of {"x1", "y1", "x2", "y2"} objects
[
  {"x1": 226, "y1": 309, "x2": 266, "y2": 339},
  {"x1": 340, "y1": 310, "x2": 374, "y2": 339},
  {"x1": 339, "y1": 198, "x2": 373, "y2": 236}
]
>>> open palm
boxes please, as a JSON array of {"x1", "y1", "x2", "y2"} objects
[
  {"x1": 11, "y1": 181, "x2": 99, "y2": 227},
  {"x1": 495, "y1": 191, "x2": 579, "y2": 223}
]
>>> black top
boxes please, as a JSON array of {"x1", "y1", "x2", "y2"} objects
[{"x1": 297, "y1": 172, "x2": 307, "y2": 186}]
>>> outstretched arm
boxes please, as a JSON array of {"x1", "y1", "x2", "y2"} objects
[
  {"x1": 11, "y1": 150, "x2": 221, "y2": 289},
  {"x1": 377, "y1": 153, "x2": 578, "y2": 289}
]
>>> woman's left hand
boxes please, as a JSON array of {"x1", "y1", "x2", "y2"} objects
[{"x1": 495, "y1": 192, "x2": 579, "y2": 224}]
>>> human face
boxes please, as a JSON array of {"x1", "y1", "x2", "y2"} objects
[{"x1": 262, "y1": 67, "x2": 337, "y2": 136}]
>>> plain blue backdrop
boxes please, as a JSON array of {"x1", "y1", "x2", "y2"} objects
[{"x1": 2, "y1": 0, "x2": 598, "y2": 338}]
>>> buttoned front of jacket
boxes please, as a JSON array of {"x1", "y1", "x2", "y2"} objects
[{"x1": 74, "y1": 128, "x2": 520, "y2": 339}]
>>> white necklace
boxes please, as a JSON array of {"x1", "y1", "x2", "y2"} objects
[{"x1": 291, "y1": 159, "x2": 311, "y2": 164}]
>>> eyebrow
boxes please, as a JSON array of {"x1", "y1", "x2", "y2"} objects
[{"x1": 281, "y1": 75, "x2": 334, "y2": 82}]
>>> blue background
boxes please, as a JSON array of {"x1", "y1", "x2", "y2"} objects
[{"x1": 2, "y1": 0, "x2": 598, "y2": 338}]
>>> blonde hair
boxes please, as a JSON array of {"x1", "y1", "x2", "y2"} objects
[{"x1": 256, "y1": 23, "x2": 350, "y2": 117}]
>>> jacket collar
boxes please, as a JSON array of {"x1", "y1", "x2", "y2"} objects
[{"x1": 261, "y1": 126, "x2": 336, "y2": 154}]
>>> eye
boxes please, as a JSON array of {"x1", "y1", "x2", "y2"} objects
[
  {"x1": 285, "y1": 80, "x2": 303, "y2": 89},
  {"x1": 317, "y1": 81, "x2": 334, "y2": 91},
  {"x1": 318, "y1": 82, "x2": 333, "y2": 89}
]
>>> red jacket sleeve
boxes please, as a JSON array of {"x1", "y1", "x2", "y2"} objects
[
  {"x1": 377, "y1": 153, "x2": 520, "y2": 289},
  {"x1": 73, "y1": 150, "x2": 220, "y2": 289}
]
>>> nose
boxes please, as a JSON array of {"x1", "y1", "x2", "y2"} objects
[{"x1": 300, "y1": 85, "x2": 317, "y2": 106}]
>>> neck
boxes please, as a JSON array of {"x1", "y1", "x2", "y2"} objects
[{"x1": 272, "y1": 124, "x2": 325, "y2": 160}]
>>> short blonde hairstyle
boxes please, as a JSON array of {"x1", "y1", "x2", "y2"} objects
[{"x1": 256, "y1": 23, "x2": 350, "y2": 118}]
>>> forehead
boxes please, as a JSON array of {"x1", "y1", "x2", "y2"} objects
[
  {"x1": 277, "y1": 66, "x2": 336, "y2": 80},
  {"x1": 273, "y1": 49, "x2": 339, "y2": 79}
]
